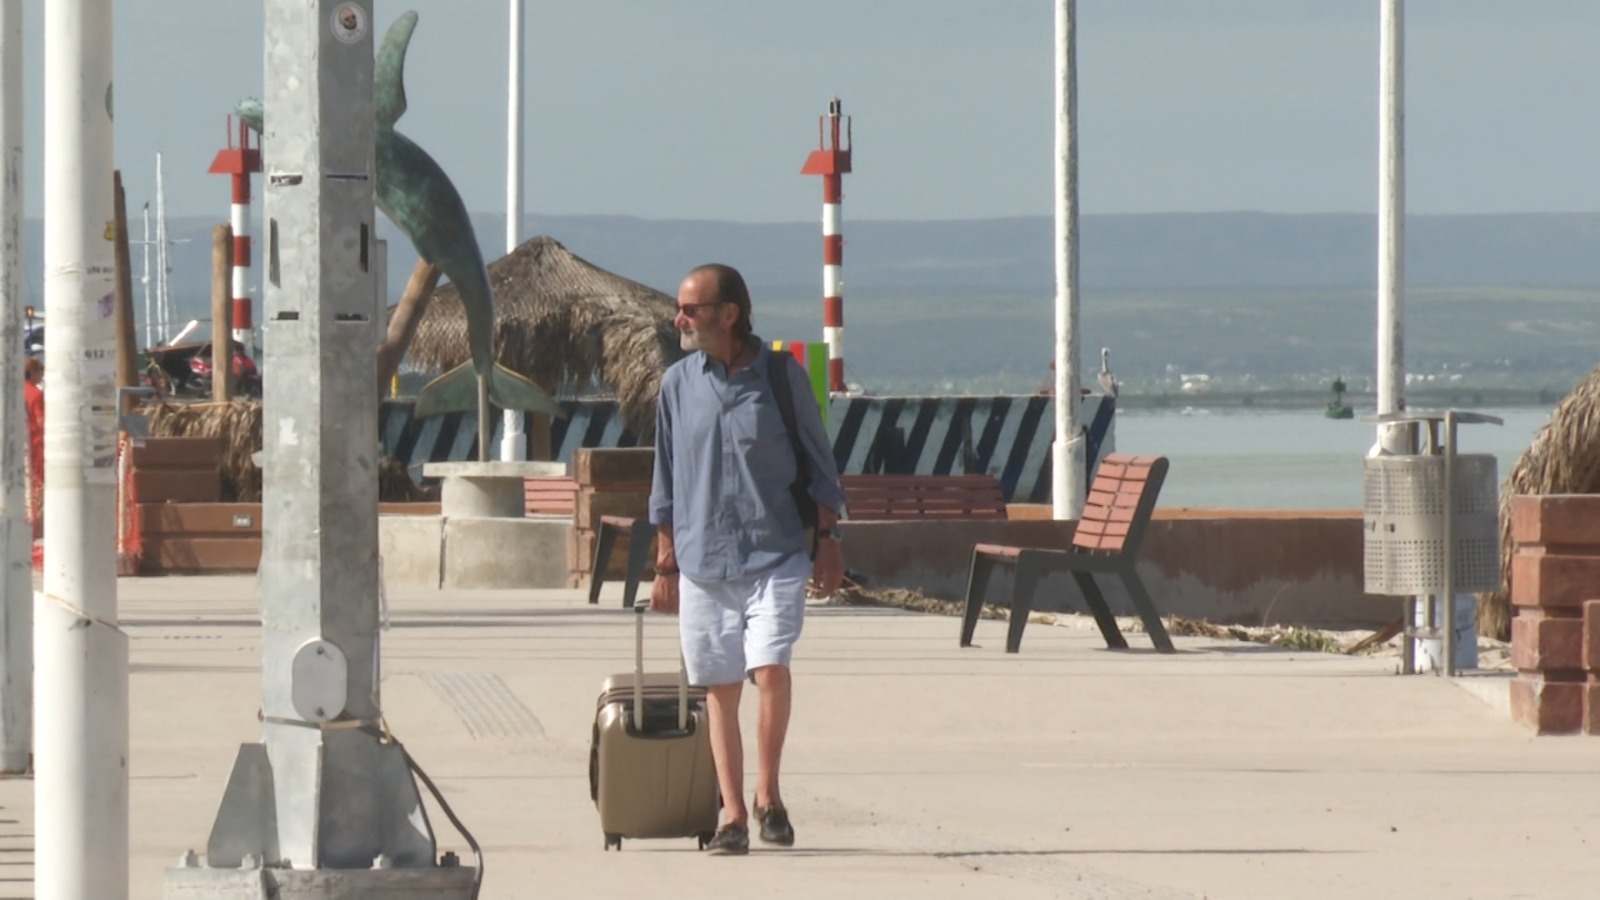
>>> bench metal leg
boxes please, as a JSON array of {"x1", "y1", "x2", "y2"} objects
[
  {"x1": 1005, "y1": 556, "x2": 1043, "y2": 654},
  {"x1": 1071, "y1": 570, "x2": 1129, "y2": 650},
  {"x1": 588, "y1": 521, "x2": 619, "y2": 605},
  {"x1": 619, "y1": 525, "x2": 653, "y2": 609},
  {"x1": 1121, "y1": 569, "x2": 1174, "y2": 653},
  {"x1": 960, "y1": 549, "x2": 993, "y2": 648}
]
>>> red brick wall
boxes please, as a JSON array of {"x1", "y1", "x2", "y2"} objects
[{"x1": 1509, "y1": 495, "x2": 1600, "y2": 735}]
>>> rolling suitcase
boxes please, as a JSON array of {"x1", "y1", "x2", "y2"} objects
[{"x1": 589, "y1": 599, "x2": 720, "y2": 851}]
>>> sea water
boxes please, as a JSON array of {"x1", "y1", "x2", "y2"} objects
[{"x1": 1114, "y1": 405, "x2": 1556, "y2": 509}]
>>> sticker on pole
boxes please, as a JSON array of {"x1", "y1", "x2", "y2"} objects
[{"x1": 331, "y1": 3, "x2": 368, "y2": 44}]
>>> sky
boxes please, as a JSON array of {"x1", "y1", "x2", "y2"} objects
[{"x1": 10, "y1": 1, "x2": 1600, "y2": 223}]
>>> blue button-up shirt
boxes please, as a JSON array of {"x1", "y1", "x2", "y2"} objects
[{"x1": 649, "y1": 340, "x2": 845, "y2": 582}]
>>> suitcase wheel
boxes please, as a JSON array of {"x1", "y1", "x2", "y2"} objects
[
  {"x1": 697, "y1": 832, "x2": 714, "y2": 851},
  {"x1": 605, "y1": 833, "x2": 622, "y2": 851}
]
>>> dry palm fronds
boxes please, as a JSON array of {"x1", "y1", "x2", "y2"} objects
[
  {"x1": 405, "y1": 236, "x2": 684, "y2": 436},
  {"x1": 141, "y1": 399, "x2": 430, "y2": 504},
  {"x1": 143, "y1": 399, "x2": 264, "y2": 501},
  {"x1": 1480, "y1": 365, "x2": 1600, "y2": 640},
  {"x1": 833, "y1": 583, "x2": 1360, "y2": 655},
  {"x1": 831, "y1": 583, "x2": 1002, "y2": 619}
]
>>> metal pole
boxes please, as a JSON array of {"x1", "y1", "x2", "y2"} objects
[
  {"x1": 1051, "y1": 0, "x2": 1085, "y2": 520},
  {"x1": 0, "y1": 0, "x2": 30, "y2": 777},
  {"x1": 500, "y1": 0, "x2": 527, "y2": 462},
  {"x1": 40, "y1": 0, "x2": 128, "y2": 896},
  {"x1": 1441, "y1": 411, "x2": 1457, "y2": 676},
  {"x1": 168, "y1": 6, "x2": 474, "y2": 892},
  {"x1": 1376, "y1": 0, "x2": 1407, "y2": 453}
]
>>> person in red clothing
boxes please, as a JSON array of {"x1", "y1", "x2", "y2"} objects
[{"x1": 24, "y1": 357, "x2": 43, "y2": 539}]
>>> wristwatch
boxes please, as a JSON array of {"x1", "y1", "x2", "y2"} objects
[{"x1": 819, "y1": 525, "x2": 843, "y2": 541}]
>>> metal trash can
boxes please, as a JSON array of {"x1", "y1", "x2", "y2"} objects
[
  {"x1": 1361, "y1": 410, "x2": 1503, "y2": 675},
  {"x1": 1363, "y1": 454, "x2": 1499, "y2": 596}
]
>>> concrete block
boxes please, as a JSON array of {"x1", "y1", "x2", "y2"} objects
[
  {"x1": 443, "y1": 517, "x2": 569, "y2": 589},
  {"x1": 1511, "y1": 611, "x2": 1584, "y2": 672},
  {"x1": 574, "y1": 448, "x2": 654, "y2": 487},
  {"x1": 1510, "y1": 551, "x2": 1600, "y2": 610},
  {"x1": 848, "y1": 514, "x2": 1395, "y2": 630},
  {"x1": 379, "y1": 515, "x2": 444, "y2": 589},
  {"x1": 1511, "y1": 495, "x2": 1600, "y2": 547},
  {"x1": 1510, "y1": 675, "x2": 1585, "y2": 735},
  {"x1": 165, "y1": 864, "x2": 476, "y2": 898}
]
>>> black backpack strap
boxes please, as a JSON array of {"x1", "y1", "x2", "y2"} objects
[
  {"x1": 768, "y1": 350, "x2": 809, "y2": 481},
  {"x1": 767, "y1": 350, "x2": 819, "y2": 554}
]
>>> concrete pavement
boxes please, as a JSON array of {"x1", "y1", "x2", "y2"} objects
[{"x1": 2, "y1": 574, "x2": 1596, "y2": 899}]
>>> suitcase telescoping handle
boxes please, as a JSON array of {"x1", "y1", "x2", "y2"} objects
[{"x1": 632, "y1": 598, "x2": 690, "y2": 732}]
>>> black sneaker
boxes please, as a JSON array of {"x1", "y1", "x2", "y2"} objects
[
  {"x1": 754, "y1": 803, "x2": 795, "y2": 847},
  {"x1": 704, "y1": 822, "x2": 749, "y2": 856}
]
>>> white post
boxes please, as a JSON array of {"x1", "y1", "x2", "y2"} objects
[
  {"x1": 0, "y1": 0, "x2": 31, "y2": 776},
  {"x1": 1051, "y1": 0, "x2": 1084, "y2": 519},
  {"x1": 1376, "y1": 0, "x2": 1407, "y2": 453},
  {"x1": 499, "y1": 0, "x2": 527, "y2": 462},
  {"x1": 40, "y1": 0, "x2": 128, "y2": 897}
]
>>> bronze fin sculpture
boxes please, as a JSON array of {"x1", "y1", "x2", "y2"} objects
[{"x1": 240, "y1": 11, "x2": 562, "y2": 422}]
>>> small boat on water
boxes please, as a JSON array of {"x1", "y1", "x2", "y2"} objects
[{"x1": 1324, "y1": 377, "x2": 1354, "y2": 419}]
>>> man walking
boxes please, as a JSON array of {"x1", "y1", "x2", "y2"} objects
[{"x1": 649, "y1": 263, "x2": 845, "y2": 856}]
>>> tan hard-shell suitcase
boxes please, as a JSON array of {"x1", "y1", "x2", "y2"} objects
[{"x1": 588, "y1": 602, "x2": 720, "y2": 851}]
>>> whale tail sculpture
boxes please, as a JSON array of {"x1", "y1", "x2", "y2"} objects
[{"x1": 414, "y1": 358, "x2": 558, "y2": 419}]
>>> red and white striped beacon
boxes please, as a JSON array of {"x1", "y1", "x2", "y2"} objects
[
  {"x1": 207, "y1": 116, "x2": 262, "y2": 358},
  {"x1": 801, "y1": 97, "x2": 852, "y2": 393}
]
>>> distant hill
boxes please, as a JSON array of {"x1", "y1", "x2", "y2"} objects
[{"x1": 14, "y1": 211, "x2": 1600, "y2": 393}]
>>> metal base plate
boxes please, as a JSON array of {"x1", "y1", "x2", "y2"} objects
[{"x1": 164, "y1": 865, "x2": 477, "y2": 899}]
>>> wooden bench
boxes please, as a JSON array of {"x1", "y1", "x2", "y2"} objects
[
  {"x1": 588, "y1": 515, "x2": 655, "y2": 609},
  {"x1": 842, "y1": 474, "x2": 1007, "y2": 521},
  {"x1": 959, "y1": 453, "x2": 1173, "y2": 654},
  {"x1": 524, "y1": 476, "x2": 579, "y2": 517},
  {"x1": 590, "y1": 474, "x2": 1010, "y2": 608}
]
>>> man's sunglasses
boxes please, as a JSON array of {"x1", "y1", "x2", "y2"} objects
[{"x1": 676, "y1": 301, "x2": 725, "y2": 318}]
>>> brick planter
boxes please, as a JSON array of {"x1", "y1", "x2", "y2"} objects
[{"x1": 1509, "y1": 495, "x2": 1600, "y2": 735}]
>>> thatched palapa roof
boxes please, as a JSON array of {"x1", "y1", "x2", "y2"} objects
[
  {"x1": 404, "y1": 236, "x2": 683, "y2": 435},
  {"x1": 1482, "y1": 364, "x2": 1600, "y2": 640}
]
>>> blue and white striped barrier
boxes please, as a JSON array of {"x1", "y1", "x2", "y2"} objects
[{"x1": 378, "y1": 393, "x2": 1115, "y2": 503}]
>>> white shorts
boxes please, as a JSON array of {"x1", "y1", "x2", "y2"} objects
[{"x1": 678, "y1": 552, "x2": 810, "y2": 687}]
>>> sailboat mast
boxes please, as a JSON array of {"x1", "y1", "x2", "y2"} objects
[
  {"x1": 140, "y1": 201, "x2": 151, "y2": 347},
  {"x1": 154, "y1": 150, "x2": 169, "y2": 344}
]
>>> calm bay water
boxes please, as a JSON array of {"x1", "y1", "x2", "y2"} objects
[{"x1": 1113, "y1": 405, "x2": 1555, "y2": 509}]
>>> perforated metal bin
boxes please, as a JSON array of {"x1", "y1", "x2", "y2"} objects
[{"x1": 1363, "y1": 454, "x2": 1499, "y2": 596}]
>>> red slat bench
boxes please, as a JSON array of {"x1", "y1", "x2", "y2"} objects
[
  {"x1": 524, "y1": 476, "x2": 579, "y2": 517},
  {"x1": 959, "y1": 453, "x2": 1173, "y2": 654},
  {"x1": 841, "y1": 474, "x2": 1008, "y2": 521},
  {"x1": 592, "y1": 475, "x2": 1010, "y2": 607}
]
